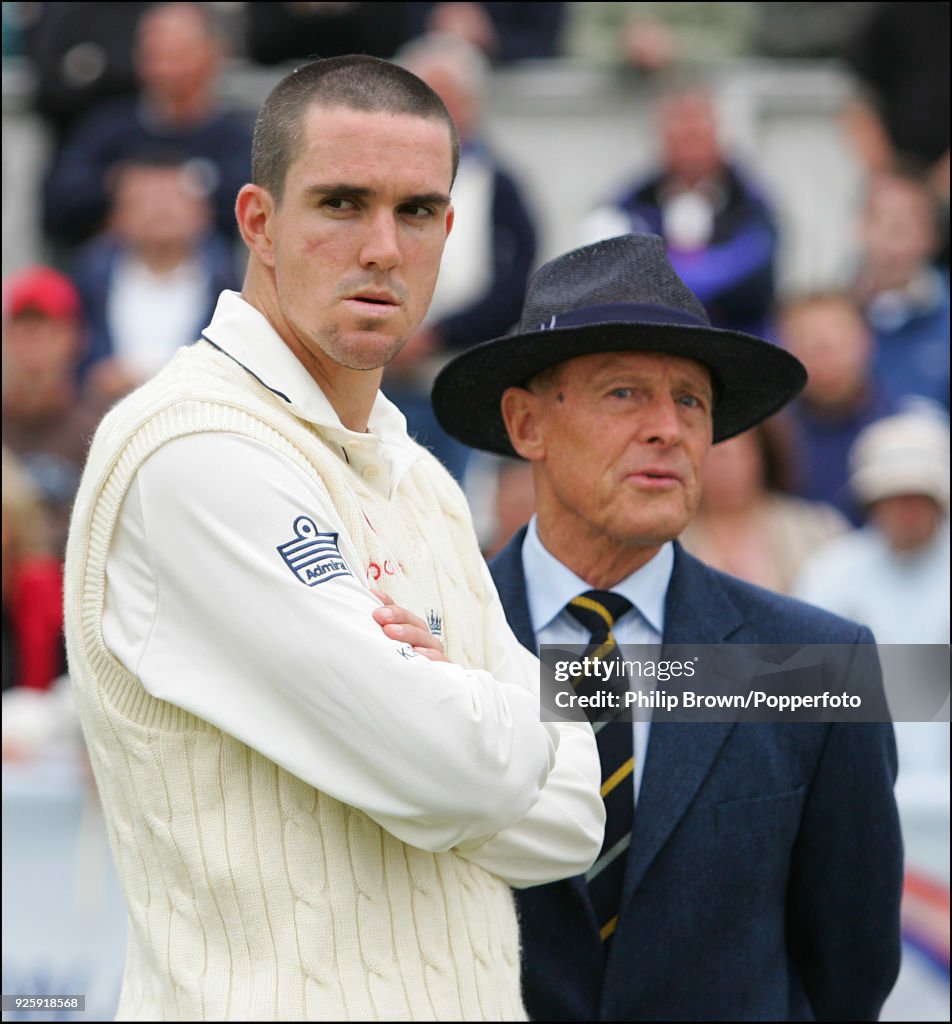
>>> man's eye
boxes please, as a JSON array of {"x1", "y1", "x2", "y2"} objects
[
  {"x1": 323, "y1": 197, "x2": 357, "y2": 211},
  {"x1": 678, "y1": 394, "x2": 704, "y2": 409},
  {"x1": 610, "y1": 387, "x2": 633, "y2": 399},
  {"x1": 401, "y1": 204, "x2": 434, "y2": 219}
]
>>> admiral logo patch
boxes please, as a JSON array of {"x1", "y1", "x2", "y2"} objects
[{"x1": 277, "y1": 515, "x2": 351, "y2": 586}]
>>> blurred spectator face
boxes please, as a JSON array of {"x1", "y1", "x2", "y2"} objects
[
  {"x1": 782, "y1": 297, "x2": 872, "y2": 410},
  {"x1": 623, "y1": 17, "x2": 677, "y2": 72},
  {"x1": 660, "y1": 92, "x2": 724, "y2": 186},
  {"x1": 399, "y1": 35, "x2": 489, "y2": 144},
  {"x1": 868, "y1": 493, "x2": 942, "y2": 552},
  {"x1": 135, "y1": 3, "x2": 219, "y2": 104},
  {"x1": 3, "y1": 313, "x2": 79, "y2": 389},
  {"x1": 407, "y1": 58, "x2": 478, "y2": 143},
  {"x1": 699, "y1": 429, "x2": 764, "y2": 512},
  {"x1": 426, "y1": 3, "x2": 498, "y2": 57},
  {"x1": 2, "y1": 268, "x2": 82, "y2": 405},
  {"x1": 849, "y1": 412, "x2": 949, "y2": 541},
  {"x1": 862, "y1": 175, "x2": 938, "y2": 290},
  {"x1": 110, "y1": 163, "x2": 211, "y2": 254}
]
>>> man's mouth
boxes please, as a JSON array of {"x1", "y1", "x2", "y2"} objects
[
  {"x1": 627, "y1": 468, "x2": 683, "y2": 486},
  {"x1": 348, "y1": 291, "x2": 399, "y2": 306}
]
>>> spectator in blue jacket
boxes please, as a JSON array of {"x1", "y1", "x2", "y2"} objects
[
  {"x1": 780, "y1": 290, "x2": 897, "y2": 525},
  {"x1": 580, "y1": 87, "x2": 778, "y2": 337},
  {"x1": 42, "y1": 2, "x2": 252, "y2": 249},
  {"x1": 854, "y1": 168, "x2": 950, "y2": 413},
  {"x1": 71, "y1": 153, "x2": 240, "y2": 399}
]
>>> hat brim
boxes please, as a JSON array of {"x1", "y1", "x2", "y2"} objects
[{"x1": 431, "y1": 320, "x2": 807, "y2": 456}]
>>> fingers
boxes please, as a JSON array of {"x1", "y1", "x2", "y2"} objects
[
  {"x1": 378, "y1": 619, "x2": 442, "y2": 654},
  {"x1": 370, "y1": 593, "x2": 449, "y2": 662},
  {"x1": 372, "y1": 600, "x2": 428, "y2": 634}
]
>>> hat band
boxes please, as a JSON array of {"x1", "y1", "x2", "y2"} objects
[{"x1": 534, "y1": 301, "x2": 709, "y2": 332}]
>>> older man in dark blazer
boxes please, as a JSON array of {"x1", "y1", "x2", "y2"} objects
[{"x1": 432, "y1": 234, "x2": 903, "y2": 1021}]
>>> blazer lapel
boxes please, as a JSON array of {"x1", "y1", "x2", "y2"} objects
[
  {"x1": 621, "y1": 544, "x2": 742, "y2": 902},
  {"x1": 487, "y1": 526, "x2": 536, "y2": 652}
]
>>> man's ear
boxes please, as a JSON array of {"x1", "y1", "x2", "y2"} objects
[
  {"x1": 501, "y1": 386, "x2": 546, "y2": 461},
  {"x1": 444, "y1": 203, "x2": 455, "y2": 241},
  {"x1": 235, "y1": 184, "x2": 276, "y2": 267}
]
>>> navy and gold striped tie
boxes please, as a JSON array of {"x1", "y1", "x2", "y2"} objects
[{"x1": 566, "y1": 590, "x2": 634, "y2": 945}]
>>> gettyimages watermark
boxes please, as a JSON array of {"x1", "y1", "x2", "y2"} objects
[{"x1": 539, "y1": 644, "x2": 950, "y2": 724}]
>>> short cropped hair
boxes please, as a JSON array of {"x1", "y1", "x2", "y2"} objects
[{"x1": 252, "y1": 54, "x2": 460, "y2": 202}]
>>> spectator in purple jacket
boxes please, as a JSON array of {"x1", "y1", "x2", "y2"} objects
[{"x1": 580, "y1": 87, "x2": 778, "y2": 337}]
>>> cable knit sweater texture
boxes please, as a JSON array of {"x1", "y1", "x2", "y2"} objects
[{"x1": 64, "y1": 340, "x2": 527, "y2": 1021}]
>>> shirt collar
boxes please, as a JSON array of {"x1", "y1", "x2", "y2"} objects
[
  {"x1": 201, "y1": 290, "x2": 419, "y2": 492},
  {"x1": 522, "y1": 515, "x2": 673, "y2": 635}
]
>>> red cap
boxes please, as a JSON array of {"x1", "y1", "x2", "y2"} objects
[{"x1": 3, "y1": 265, "x2": 81, "y2": 321}]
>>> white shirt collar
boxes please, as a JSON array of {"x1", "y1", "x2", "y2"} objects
[
  {"x1": 201, "y1": 290, "x2": 419, "y2": 493},
  {"x1": 522, "y1": 515, "x2": 673, "y2": 635}
]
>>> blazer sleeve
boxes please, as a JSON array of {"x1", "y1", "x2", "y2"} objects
[{"x1": 785, "y1": 632, "x2": 903, "y2": 1020}]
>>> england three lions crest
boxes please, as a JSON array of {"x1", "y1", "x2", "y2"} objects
[{"x1": 277, "y1": 515, "x2": 351, "y2": 586}]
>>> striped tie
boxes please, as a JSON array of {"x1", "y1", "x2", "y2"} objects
[{"x1": 566, "y1": 590, "x2": 634, "y2": 945}]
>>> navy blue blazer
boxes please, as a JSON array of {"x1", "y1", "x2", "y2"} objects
[{"x1": 490, "y1": 530, "x2": 903, "y2": 1022}]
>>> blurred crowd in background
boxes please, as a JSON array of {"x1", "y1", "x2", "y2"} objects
[
  {"x1": 0, "y1": 3, "x2": 949, "y2": 1010},
  {"x1": 4, "y1": 0, "x2": 948, "y2": 695}
]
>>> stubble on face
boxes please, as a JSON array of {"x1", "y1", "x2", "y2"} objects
[{"x1": 315, "y1": 277, "x2": 413, "y2": 371}]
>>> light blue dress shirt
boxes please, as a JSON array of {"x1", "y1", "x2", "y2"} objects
[{"x1": 521, "y1": 516, "x2": 674, "y2": 801}]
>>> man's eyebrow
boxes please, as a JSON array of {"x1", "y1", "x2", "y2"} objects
[
  {"x1": 304, "y1": 183, "x2": 373, "y2": 200},
  {"x1": 403, "y1": 191, "x2": 452, "y2": 208},
  {"x1": 303, "y1": 184, "x2": 451, "y2": 207}
]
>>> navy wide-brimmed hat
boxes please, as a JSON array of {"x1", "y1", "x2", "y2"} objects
[{"x1": 431, "y1": 234, "x2": 807, "y2": 457}]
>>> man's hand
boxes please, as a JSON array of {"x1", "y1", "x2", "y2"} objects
[{"x1": 371, "y1": 590, "x2": 450, "y2": 663}]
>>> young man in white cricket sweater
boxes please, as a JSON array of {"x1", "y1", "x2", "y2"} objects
[{"x1": 63, "y1": 56, "x2": 603, "y2": 1021}]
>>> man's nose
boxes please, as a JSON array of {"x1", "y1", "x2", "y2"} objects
[
  {"x1": 638, "y1": 392, "x2": 684, "y2": 445},
  {"x1": 359, "y1": 211, "x2": 402, "y2": 272}
]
